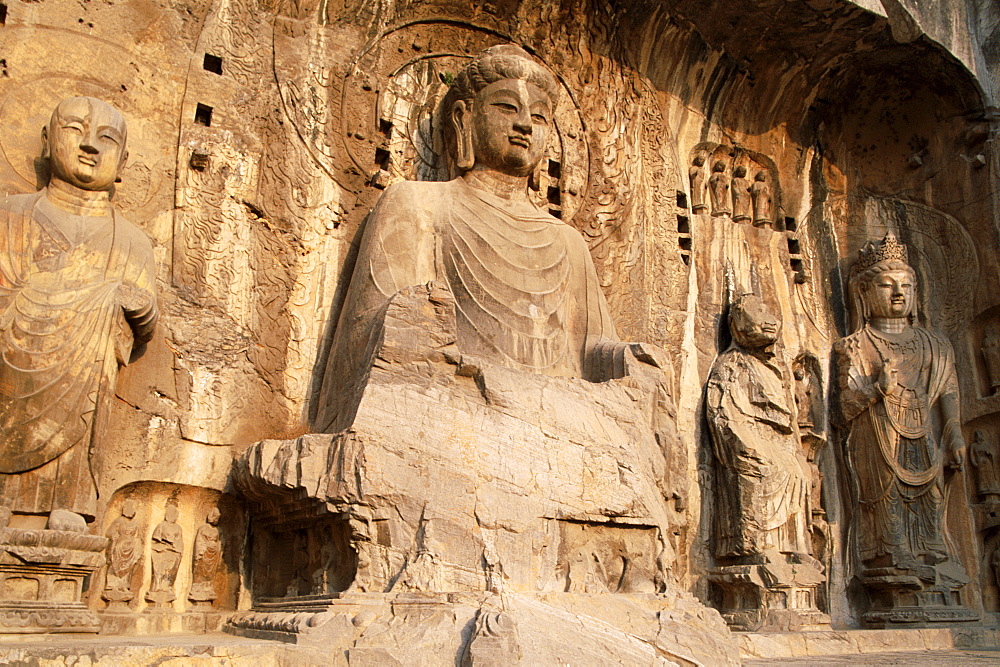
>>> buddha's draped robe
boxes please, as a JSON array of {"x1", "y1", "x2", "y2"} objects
[
  {"x1": 706, "y1": 346, "x2": 811, "y2": 558},
  {"x1": 0, "y1": 191, "x2": 157, "y2": 519},
  {"x1": 316, "y1": 178, "x2": 618, "y2": 432},
  {"x1": 834, "y1": 325, "x2": 957, "y2": 565}
]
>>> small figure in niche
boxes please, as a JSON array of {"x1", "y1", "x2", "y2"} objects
[
  {"x1": 982, "y1": 321, "x2": 1000, "y2": 396},
  {"x1": 708, "y1": 160, "x2": 731, "y2": 217},
  {"x1": 189, "y1": 507, "x2": 223, "y2": 607},
  {"x1": 103, "y1": 499, "x2": 142, "y2": 607},
  {"x1": 750, "y1": 169, "x2": 772, "y2": 227},
  {"x1": 146, "y1": 504, "x2": 183, "y2": 606},
  {"x1": 689, "y1": 153, "x2": 708, "y2": 213},
  {"x1": 970, "y1": 430, "x2": 1000, "y2": 502},
  {"x1": 731, "y1": 165, "x2": 751, "y2": 222}
]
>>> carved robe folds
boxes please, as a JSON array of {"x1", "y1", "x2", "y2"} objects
[
  {"x1": 707, "y1": 349, "x2": 810, "y2": 559},
  {"x1": 316, "y1": 178, "x2": 616, "y2": 432},
  {"x1": 0, "y1": 192, "x2": 157, "y2": 519}
]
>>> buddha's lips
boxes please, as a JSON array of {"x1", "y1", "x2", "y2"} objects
[{"x1": 508, "y1": 136, "x2": 530, "y2": 148}]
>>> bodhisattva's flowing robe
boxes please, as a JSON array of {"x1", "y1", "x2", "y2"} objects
[
  {"x1": 834, "y1": 325, "x2": 957, "y2": 565},
  {"x1": 706, "y1": 346, "x2": 811, "y2": 559},
  {"x1": 315, "y1": 178, "x2": 618, "y2": 432},
  {"x1": 0, "y1": 191, "x2": 157, "y2": 519}
]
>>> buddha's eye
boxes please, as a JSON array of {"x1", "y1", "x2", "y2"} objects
[
  {"x1": 62, "y1": 123, "x2": 84, "y2": 133},
  {"x1": 531, "y1": 113, "x2": 547, "y2": 124},
  {"x1": 492, "y1": 102, "x2": 517, "y2": 114}
]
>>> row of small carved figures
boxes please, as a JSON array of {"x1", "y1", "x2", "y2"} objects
[
  {"x1": 689, "y1": 155, "x2": 774, "y2": 226},
  {"x1": 101, "y1": 501, "x2": 223, "y2": 609}
]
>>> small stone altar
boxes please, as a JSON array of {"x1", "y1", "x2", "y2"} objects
[{"x1": 0, "y1": 0, "x2": 998, "y2": 664}]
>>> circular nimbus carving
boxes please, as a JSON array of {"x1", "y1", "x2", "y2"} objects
[{"x1": 274, "y1": 20, "x2": 590, "y2": 220}]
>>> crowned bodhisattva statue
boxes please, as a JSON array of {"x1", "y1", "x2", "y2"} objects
[
  {"x1": 0, "y1": 97, "x2": 158, "y2": 525},
  {"x1": 834, "y1": 232, "x2": 977, "y2": 626}
]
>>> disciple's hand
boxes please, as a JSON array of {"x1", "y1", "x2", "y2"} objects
[{"x1": 878, "y1": 363, "x2": 899, "y2": 397}]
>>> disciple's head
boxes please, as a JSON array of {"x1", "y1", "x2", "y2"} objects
[
  {"x1": 447, "y1": 45, "x2": 559, "y2": 177},
  {"x1": 851, "y1": 233, "x2": 918, "y2": 328},
  {"x1": 729, "y1": 294, "x2": 781, "y2": 350},
  {"x1": 734, "y1": 165, "x2": 747, "y2": 179},
  {"x1": 43, "y1": 96, "x2": 128, "y2": 192},
  {"x1": 206, "y1": 507, "x2": 221, "y2": 525},
  {"x1": 121, "y1": 500, "x2": 137, "y2": 520}
]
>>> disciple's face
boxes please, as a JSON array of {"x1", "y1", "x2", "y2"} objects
[
  {"x1": 865, "y1": 268, "x2": 915, "y2": 319},
  {"x1": 46, "y1": 97, "x2": 127, "y2": 191},
  {"x1": 732, "y1": 298, "x2": 781, "y2": 349},
  {"x1": 470, "y1": 78, "x2": 550, "y2": 176}
]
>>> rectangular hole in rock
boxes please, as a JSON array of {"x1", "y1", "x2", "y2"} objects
[
  {"x1": 677, "y1": 215, "x2": 690, "y2": 234},
  {"x1": 681, "y1": 253, "x2": 691, "y2": 266},
  {"x1": 374, "y1": 147, "x2": 390, "y2": 169},
  {"x1": 203, "y1": 53, "x2": 223, "y2": 75},
  {"x1": 549, "y1": 208, "x2": 562, "y2": 219},
  {"x1": 379, "y1": 118, "x2": 393, "y2": 137},
  {"x1": 787, "y1": 238, "x2": 801, "y2": 254},
  {"x1": 676, "y1": 191, "x2": 688, "y2": 209},
  {"x1": 785, "y1": 216, "x2": 797, "y2": 232},
  {"x1": 548, "y1": 159, "x2": 561, "y2": 178},
  {"x1": 547, "y1": 185, "x2": 561, "y2": 205},
  {"x1": 194, "y1": 103, "x2": 213, "y2": 127},
  {"x1": 790, "y1": 258, "x2": 804, "y2": 272},
  {"x1": 679, "y1": 237, "x2": 692, "y2": 252},
  {"x1": 0, "y1": 5, "x2": 7, "y2": 26}
]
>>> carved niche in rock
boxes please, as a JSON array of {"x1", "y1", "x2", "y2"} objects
[
  {"x1": 689, "y1": 153, "x2": 708, "y2": 213},
  {"x1": 103, "y1": 500, "x2": 143, "y2": 608},
  {"x1": 0, "y1": 97, "x2": 158, "y2": 524},
  {"x1": 146, "y1": 504, "x2": 183, "y2": 607},
  {"x1": 705, "y1": 295, "x2": 828, "y2": 631},
  {"x1": 834, "y1": 233, "x2": 977, "y2": 627}
]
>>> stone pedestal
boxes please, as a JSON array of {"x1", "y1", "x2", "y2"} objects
[
  {"x1": 0, "y1": 527, "x2": 107, "y2": 633},
  {"x1": 862, "y1": 564, "x2": 980, "y2": 628},
  {"x1": 709, "y1": 558, "x2": 830, "y2": 632}
]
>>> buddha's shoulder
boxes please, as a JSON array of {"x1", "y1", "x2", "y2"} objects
[
  {"x1": 0, "y1": 192, "x2": 41, "y2": 215},
  {"x1": 111, "y1": 210, "x2": 155, "y2": 252},
  {"x1": 377, "y1": 179, "x2": 454, "y2": 207}
]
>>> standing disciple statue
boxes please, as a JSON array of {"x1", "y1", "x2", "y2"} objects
[
  {"x1": 189, "y1": 507, "x2": 223, "y2": 606},
  {"x1": 103, "y1": 499, "x2": 142, "y2": 606},
  {"x1": 750, "y1": 169, "x2": 772, "y2": 227},
  {"x1": 982, "y1": 321, "x2": 1000, "y2": 395},
  {"x1": 146, "y1": 504, "x2": 183, "y2": 606},
  {"x1": 731, "y1": 165, "x2": 751, "y2": 222},
  {"x1": 0, "y1": 97, "x2": 157, "y2": 524},
  {"x1": 708, "y1": 160, "x2": 731, "y2": 217},
  {"x1": 970, "y1": 430, "x2": 1000, "y2": 502},
  {"x1": 705, "y1": 295, "x2": 827, "y2": 630},
  {"x1": 689, "y1": 153, "x2": 708, "y2": 213},
  {"x1": 315, "y1": 44, "x2": 667, "y2": 432},
  {"x1": 834, "y1": 232, "x2": 975, "y2": 625}
]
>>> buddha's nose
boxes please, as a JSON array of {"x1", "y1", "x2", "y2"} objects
[{"x1": 80, "y1": 143, "x2": 99, "y2": 155}]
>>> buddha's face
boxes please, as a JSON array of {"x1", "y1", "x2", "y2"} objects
[
  {"x1": 470, "y1": 78, "x2": 551, "y2": 176},
  {"x1": 864, "y1": 268, "x2": 915, "y2": 319},
  {"x1": 46, "y1": 97, "x2": 127, "y2": 191},
  {"x1": 731, "y1": 297, "x2": 781, "y2": 349}
]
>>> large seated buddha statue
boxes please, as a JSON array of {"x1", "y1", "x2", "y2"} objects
[{"x1": 230, "y1": 45, "x2": 734, "y2": 665}]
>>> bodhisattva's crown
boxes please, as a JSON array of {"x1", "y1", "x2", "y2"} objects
[{"x1": 857, "y1": 232, "x2": 909, "y2": 272}]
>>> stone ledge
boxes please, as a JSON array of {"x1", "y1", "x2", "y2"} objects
[{"x1": 739, "y1": 626, "x2": 1000, "y2": 659}]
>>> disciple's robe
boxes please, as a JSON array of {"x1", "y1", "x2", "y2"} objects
[{"x1": 0, "y1": 191, "x2": 157, "y2": 519}]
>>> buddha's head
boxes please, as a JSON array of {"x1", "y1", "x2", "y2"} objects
[
  {"x1": 121, "y1": 500, "x2": 137, "y2": 520},
  {"x1": 165, "y1": 505, "x2": 179, "y2": 523},
  {"x1": 729, "y1": 294, "x2": 781, "y2": 351},
  {"x1": 851, "y1": 233, "x2": 917, "y2": 328},
  {"x1": 447, "y1": 45, "x2": 559, "y2": 177},
  {"x1": 42, "y1": 96, "x2": 128, "y2": 192}
]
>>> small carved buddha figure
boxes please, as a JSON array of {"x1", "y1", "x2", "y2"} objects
[
  {"x1": 706, "y1": 295, "x2": 812, "y2": 562},
  {"x1": 189, "y1": 507, "x2": 223, "y2": 606},
  {"x1": 708, "y1": 160, "x2": 731, "y2": 217},
  {"x1": 731, "y1": 165, "x2": 751, "y2": 222},
  {"x1": 750, "y1": 169, "x2": 772, "y2": 227},
  {"x1": 0, "y1": 97, "x2": 157, "y2": 524},
  {"x1": 316, "y1": 45, "x2": 666, "y2": 432},
  {"x1": 834, "y1": 233, "x2": 966, "y2": 574},
  {"x1": 970, "y1": 430, "x2": 1000, "y2": 502},
  {"x1": 103, "y1": 499, "x2": 142, "y2": 606},
  {"x1": 982, "y1": 321, "x2": 1000, "y2": 395},
  {"x1": 689, "y1": 153, "x2": 708, "y2": 213},
  {"x1": 146, "y1": 504, "x2": 183, "y2": 606}
]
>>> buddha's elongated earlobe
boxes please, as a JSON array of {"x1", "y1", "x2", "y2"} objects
[
  {"x1": 529, "y1": 152, "x2": 544, "y2": 192},
  {"x1": 452, "y1": 100, "x2": 475, "y2": 170},
  {"x1": 40, "y1": 125, "x2": 49, "y2": 161}
]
